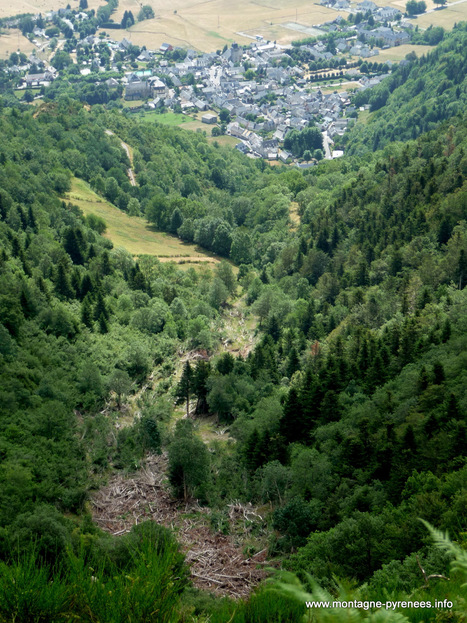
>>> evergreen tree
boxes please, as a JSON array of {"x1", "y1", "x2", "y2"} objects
[
  {"x1": 280, "y1": 387, "x2": 305, "y2": 444},
  {"x1": 192, "y1": 360, "x2": 211, "y2": 414},
  {"x1": 244, "y1": 429, "x2": 261, "y2": 473},
  {"x1": 456, "y1": 249, "x2": 467, "y2": 289},
  {"x1": 54, "y1": 261, "x2": 73, "y2": 299},
  {"x1": 266, "y1": 314, "x2": 281, "y2": 342},
  {"x1": 81, "y1": 294, "x2": 93, "y2": 328},
  {"x1": 98, "y1": 313, "x2": 109, "y2": 334},
  {"x1": 175, "y1": 361, "x2": 193, "y2": 416},
  {"x1": 64, "y1": 228, "x2": 84, "y2": 265},
  {"x1": 80, "y1": 273, "x2": 93, "y2": 300},
  {"x1": 94, "y1": 291, "x2": 108, "y2": 321}
]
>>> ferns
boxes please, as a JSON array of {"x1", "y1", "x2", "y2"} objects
[
  {"x1": 270, "y1": 521, "x2": 467, "y2": 623},
  {"x1": 419, "y1": 519, "x2": 467, "y2": 587}
]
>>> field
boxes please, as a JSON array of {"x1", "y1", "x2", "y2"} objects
[
  {"x1": 376, "y1": 43, "x2": 435, "y2": 62},
  {"x1": 0, "y1": 28, "x2": 36, "y2": 60},
  {"x1": 137, "y1": 111, "x2": 194, "y2": 126},
  {"x1": 1, "y1": 0, "x2": 464, "y2": 58},
  {"x1": 99, "y1": 0, "x2": 348, "y2": 51},
  {"x1": 0, "y1": 0, "x2": 104, "y2": 19},
  {"x1": 67, "y1": 177, "x2": 222, "y2": 267},
  {"x1": 416, "y1": 2, "x2": 467, "y2": 30}
]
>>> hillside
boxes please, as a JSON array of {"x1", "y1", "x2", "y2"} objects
[
  {"x1": 344, "y1": 22, "x2": 467, "y2": 154},
  {"x1": 0, "y1": 26, "x2": 466, "y2": 623}
]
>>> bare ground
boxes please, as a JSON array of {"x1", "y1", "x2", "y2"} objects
[{"x1": 91, "y1": 453, "x2": 270, "y2": 598}]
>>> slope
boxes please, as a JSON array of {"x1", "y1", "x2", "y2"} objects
[{"x1": 343, "y1": 23, "x2": 467, "y2": 154}]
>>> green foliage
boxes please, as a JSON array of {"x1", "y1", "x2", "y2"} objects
[
  {"x1": 168, "y1": 420, "x2": 210, "y2": 501},
  {"x1": 406, "y1": 0, "x2": 426, "y2": 16},
  {"x1": 138, "y1": 5, "x2": 155, "y2": 21},
  {"x1": 284, "y1": 126, "x2": 323, "y2": 159},
  {"x1": 347, "y1": 24, "x2": 467, "y2": 153},
  {"x1": 0, "y1": 522, "x2": 188, "y2": 623}
]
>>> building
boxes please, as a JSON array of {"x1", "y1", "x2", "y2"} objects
[
  {"x1": 125, "y1": 80, "x2": 151, "y2": 100},
  {"x1": 202, "y1": 113, "x2": 218, "y2": 124}
]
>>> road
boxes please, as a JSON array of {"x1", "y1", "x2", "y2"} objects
[{"x1": 322, "y1": 131, "x2": 333, "y2": 160}]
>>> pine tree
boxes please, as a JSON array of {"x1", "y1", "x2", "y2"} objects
[
  {"x1": 98, "y1": 313, "x2": 109, "y2": 334},
  {"x1": 19, "y1": 284, "x2": 36, "y2": 319},
  {"x1": 64, "y1": 228, "x2": 84, "y2": 265},
  {"x1": 80, "y1": 273, "x2": 93, "y2": 300},
  {"x1": 81, "y1": 294, "x2": 93, "y2": 328},
  {"x1": 279, "y1": 387, "x2": 305, "y2": 444},
  {"x1": 244, "y1": 429, "x2": 261, "y2": 473},
  {"x1": 432, "y1": 362, "x2": 445, "y2": 385},
  {"x1": 101, "y1": 250, "x2": 112, "y2": 276},
  {"x1": 94, "y1": 291, "x2": 108, "y2": 321},
  {"x1": 27, "y1": 205, "x2": 38, "y2": 233},
  {"x1": 54, "y1": 261, "x2": 73, "y2": 299},
  {"x1": 266, "y1": 314, "x2": 281, "y2": 342},
  {"x1": 192, "y1": 360, "x2": 211, "y2": 414},
  {"x1": 441, "y1": 318, "x2": 451, "y2": 342},
  {"x1": 176, "y1": 361, "x2": 193, "y2": 416},
  {"x1": 456, "y1": 249, "x2": 467, "y2": 289},
  {"x1": 286, "y1": 346, "x2": 300, "y2": 378},
  {"x1": 71, "y1": 268, "x2": 82, "y2": 298}
]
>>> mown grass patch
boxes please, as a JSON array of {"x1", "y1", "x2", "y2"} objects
[{"x1": 67, "y1": 177, "x2": 220, "y2": 265}]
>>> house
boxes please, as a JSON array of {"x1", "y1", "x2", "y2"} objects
[
  {"x1": 278, "y1": 149, "x2": 292, "y2": 163},
  {"x1": 202, "y1": 113, "x2": 218, "y2": 124},
  {"x1": 119, "y1": 38, "x2": 132, "y2": 51},
  {"x1": 24, "y1": 71, "x2": 54, "y2": 87},
  {"x1": 367, "y1": 26, "x2": 409, "y2": 45},
  {"x1": 194, "y1": 99, "x2": 208, "y2": 111},
  {"x1": 149, "y1": 77, "x2": 166, "y2": 94},
  {"x1": 160, "y1": 43, "x2": 173, "y2": 54},
  {"x1": 137, "y1": 50, "x2": 153, "y2": 62},
  {"x1": 148, "y1": 97, "x2": 164, "y2": 109},
  {"x1": 236, "y1": 142, "x2": 250, "y2": 154},
  {"x1": 357, "y1": 0, "x2": 378, "y2": 12},
  {"x1": 375, "y1": 6, "x2": 402, "y2": 21}
]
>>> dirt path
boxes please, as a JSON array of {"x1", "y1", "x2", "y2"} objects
[
  {"x1": 105, "y1": 129, "x2": 137, "y2": 186},
  {"x1": 92, "y1": 454, "x2": 269, "y2": 598}
]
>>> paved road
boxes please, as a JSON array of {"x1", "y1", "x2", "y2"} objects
[{"x1": 322, "y1": 131, "x2": 333, "y2": 159}]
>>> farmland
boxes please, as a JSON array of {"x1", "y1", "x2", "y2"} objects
[
  {"x1": 83, "y1": 0, "x2": 347, "y2": 51},
  {"x1": 1, "y1": 0, "x2": 465, "y2": 58}
]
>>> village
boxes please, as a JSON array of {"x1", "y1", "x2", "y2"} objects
[{"x1": 0, "y1": 0, "x2": 421, "y2": 163}]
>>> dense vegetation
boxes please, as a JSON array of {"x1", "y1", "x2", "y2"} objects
[
  {"x1": 0, "y1": 23, "x2": 466, "y2": 623},
  {"x1": 345, "y1": 22, "x2": 467, "y2": 153}
]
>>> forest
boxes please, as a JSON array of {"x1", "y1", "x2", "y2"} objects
[{"x1": 0, "y1": 22, "x2": 466, "y2": 623}]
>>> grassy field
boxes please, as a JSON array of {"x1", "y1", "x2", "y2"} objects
[
  {"x1": 377, "y1": 43, "x2": 435, "y2": 62},
  {"x1": 416, "y1": 2, "x2": 467, "y2": 30},
  {"x1": 0, "y1": 29, "x2": 36, "y2": 60},
  {"x1": 67, "y1": 177, "x2": 221, "y2": 266},
  {"x1": 137, "y1": 111, "x2": 194, "y2": 125}
]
